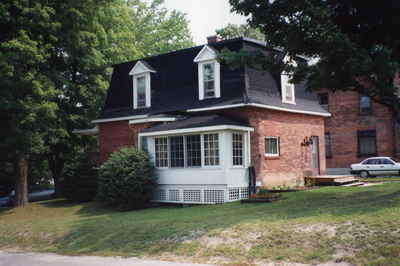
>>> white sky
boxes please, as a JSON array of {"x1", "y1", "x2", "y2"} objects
[{"x1": 160, "y1": 0, "x2": 248, "y2": 44}]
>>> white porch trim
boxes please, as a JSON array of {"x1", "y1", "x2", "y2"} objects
[
  {"x1": 129, "y1": 117, "x2": 177, "y2": 124},
  {"x1": 138, "y1": 125, "x2": 254, "y2": 137}
]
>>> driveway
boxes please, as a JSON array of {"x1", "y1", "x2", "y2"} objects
[{"x1": 0, "y1": 251, "x2": 212, "y2": 266}]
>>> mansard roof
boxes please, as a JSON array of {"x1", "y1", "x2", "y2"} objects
[{"x1": 98, "y1": 38, "x2": 329, "y2": 121}]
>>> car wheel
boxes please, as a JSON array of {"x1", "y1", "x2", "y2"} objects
[{"x1": 360, "y1": 171, "x2": 369, "y2": 178}]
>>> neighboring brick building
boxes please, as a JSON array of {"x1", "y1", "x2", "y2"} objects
[
  {"x1": 91, "y1": 37, "x2": 330, "y2": 204},
  {"x1": 317, "y1": 89, "x2": 400, "y2": 173}
]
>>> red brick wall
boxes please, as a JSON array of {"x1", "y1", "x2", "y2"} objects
[
  {"x1": 216, "y1": 107, "x2": 326, "y2": 187},
  {"x1": 98, "y1": 121, "x2": 151, "y2": 163},
  {"x1": 97, "y1": 107, "x2": 326, "y2": 187},
  {"x1": 320, "y1": 89, "x2": 398, "y2": 168}
]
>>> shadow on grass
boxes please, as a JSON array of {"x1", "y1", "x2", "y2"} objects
[{"x1": 47, "y1": 183, "x2": 400, "y2": 256}]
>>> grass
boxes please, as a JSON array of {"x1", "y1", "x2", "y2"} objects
[
  {"x1": 1, "y1": 183, "x2": 400, "y2": 265},
  {"x1": 360, "y1": 176, "x2": 400, "y2": 182}
]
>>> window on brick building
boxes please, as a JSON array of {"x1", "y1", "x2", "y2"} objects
[
  {"x1": 360, "y1": 95, "x2": 372, "y2": 114},
  {"x1": 358, "y1": 130, "x2": 377, "y2": 156},
  {"x1": 265, "y1": 137, "x2": 280, "y2": 156},
  {"x1": 325, "y1": 133, "x2": 332, "y2": 158},
  {"x1": 318, "y1": 93, "x2": 329, "y2": 111}
]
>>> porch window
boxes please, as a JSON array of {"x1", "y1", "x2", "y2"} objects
[
  {"x1": 358, "y1": 130, "x2": 376, "y2": 156},
  {"x1": 204, "y1": 133, "x2": 219, "y2": 166},
  {"x1": 232, "y1": 133, "x2": 244, "y2": 166},
  {"x1": 155, "y1": 137, "x2": 169, "y2": 167},
  {"x1": 170, "y1": 136, "x2": 184, "y2": 167},
  {"x1": 265, "y1": 137, "x2": 280, "y2": 156},
  {"x1": 186, "y1": 135, "x2": 201, "y2": 167}
]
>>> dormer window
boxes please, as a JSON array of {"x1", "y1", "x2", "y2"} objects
[
  {"x1": 129, "y1": 60, "x2": 155, "y2": 109},
  {"x1": 135, "y1": 75, "x2": 147, "y2": 108},
  {"x1": 281, "y1": 55, "x2": 297, "y2": 105},
  {"x1": 194, "y1": 45, "x2": 221, "y2": 100}
]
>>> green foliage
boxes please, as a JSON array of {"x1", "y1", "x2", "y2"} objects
[
  {"x1": 97, "y1": 147, "x2": 157, "y2": 209},
  {"x1": 229, "y1": 0, "x2": 400, "y2": 113},
  {"x1": 0, "y1": 0, "x2": 194, "y2": 202},
  {"x1": 216, "y1": 23, "x2": 265, "y2": 41},
  {"x1": 63, "y1": 152, "x2": 98, "y2": 203}
]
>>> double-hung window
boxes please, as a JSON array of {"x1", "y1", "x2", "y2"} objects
[
  {"x1": 232, "y1": 133, "x2": 244, "y2": 166},
  {"x1": 135, "y1": 76, "x2": 147, "y2": 108},
  {"x1": 360, "y1": 95, "x2": 372, "y2": 114},
  {"x1": 202, "y1": 62, "x2": 215, "y2": 98},
  {"x1": 129, "y1": 60, "x2": 154, "y2": 109},
  {"x1": 170, "y1": 136, "x2": 184, "y2": 168},
  {"x1": 265, "y1": 137, "x2": 280, "y2": 156},
  {"x1": 358, "y1": 130, "x2": 376, "y2": 156},
  {"x1": 194, "y1": 45, "x2": 221, "y2": 100},
  {"x1": 186, "y1": 135, "x2": 201, "y2": 167},
  {"x1": 204, "y1": 133, "x2": 219, "y2": 166},
  {"x1": 155, "y1": 137, "x2": 169, "y2": 167}
]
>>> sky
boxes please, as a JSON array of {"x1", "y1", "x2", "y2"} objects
[{"x1": 161, "y1": 0, "x2": 248, "y2": 44}]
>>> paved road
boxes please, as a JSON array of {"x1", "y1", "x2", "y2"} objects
[
  {"x1": 0, "y1": 251, "x2": 212, "y2": 266},
  {"x1": 0, "y1": 189, "x2": 54, "y2": 206}
]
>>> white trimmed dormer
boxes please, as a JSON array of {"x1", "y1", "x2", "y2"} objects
[
  {"x1": 194, "y1": 45, "x2": 221, "y2": 100},
  {"x1": 281, "y1": 55, "x2": 297, "y2": 105},
  {"x1": 129, "y1": 60, "x2": 155, "y2": 109}
]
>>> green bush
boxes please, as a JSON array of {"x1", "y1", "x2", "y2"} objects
[
  {"x1": 63, "y1": 152, "x2": 98, "y2": 202},
  {"x1": 97, "y1": 147, "x2": 157, "y2": 210}
]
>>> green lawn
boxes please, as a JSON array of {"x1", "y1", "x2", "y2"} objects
[
  {"x1": 361, "y1": 176, "x2": 400, "y2": 182},
  {"x1": 1, "y1": 183, "x2": 400, "y2": 266}
]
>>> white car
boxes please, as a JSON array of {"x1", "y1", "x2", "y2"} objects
[{"x1": 350, "y1": 157, "x2": 400, "y2": 178}]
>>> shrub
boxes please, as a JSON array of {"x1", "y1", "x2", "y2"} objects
[
  {"x1": 63, "y1": 152, "x2": 98, "y2": 202},
  {"x1": 97, "y1": 147, "x2": 157, "y2": 210}
]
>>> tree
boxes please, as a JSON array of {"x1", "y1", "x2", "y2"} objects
[
  {"x1": 216, "y1": 23, "x2": 265, "y2": 41},
  {"x1": 1, "y1": 0, "x2": 194, "y2": 204},
  {"x1": 0, "y1": 0, "x2": 59, "y2": 206},
  {"x1": 229, "y1": 0, "x2": 400, "y2": 113},
  {"x1": 43, "y1": 0, "x2": 194, "y2": 196}
]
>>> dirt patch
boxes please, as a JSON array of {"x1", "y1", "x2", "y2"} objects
[{"x1": 295, "y1": 223, "x2": 337, "y2": 238}]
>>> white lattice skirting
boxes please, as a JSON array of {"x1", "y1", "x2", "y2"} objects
[{"x1": 153, "y1": 186, "x2": 249, "y2": 204}]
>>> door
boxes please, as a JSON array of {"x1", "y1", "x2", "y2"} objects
[
  {"x1": 381, "y1": 158, "x2": 397, "y2": 175},
  {"x1": 311, "y1": 136, "x2": 320, "y2": 174}
]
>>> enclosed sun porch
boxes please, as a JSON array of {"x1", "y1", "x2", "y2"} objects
[{"x1": 138, "y1": 115, "x2": 254, "y2": 204}]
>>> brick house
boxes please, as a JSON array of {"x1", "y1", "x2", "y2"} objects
[
  {"x1": 317, "y1": 89, "x2": 400, "y2": 174},
  {"x1": 92, "y1": 37, "x2": 330, "y2": 204}
]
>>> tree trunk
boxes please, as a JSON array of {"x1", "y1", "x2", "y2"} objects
[
  {"x1": 15, "y1": 155, "x2": 29, "y2": 207},
  {"x1": 48, "y1": 153, "x2": 64, "y2": 197}
]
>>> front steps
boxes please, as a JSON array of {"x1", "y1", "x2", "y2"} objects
[{"x1": 306, "y1": 175, "x2": 359, "y2": 186}]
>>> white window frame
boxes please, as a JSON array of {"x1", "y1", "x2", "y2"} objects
[
  {"x1": 155, "y1": 137, "x2": 169, "y2": 168},
  {"x1": 198, "y1": 60, "x2": 221, "y2": 100},
  {"x1": 281, "y1": 72, "x2": 296, "y2": 104},
  {"x1": 153, "y1": 132, "x2": 221, "y2": 169},
  {"x1": 133, "y1": 73, "x2": 151, "y2": 109},
  {"x1": 232, "y1": 132, "x2": 244, "y2": 167},
  {"x1": 265, "y1": 136, "x2": 280, "y2": 157},
  {"x1": 194, "y1": 45, "x2": 221, "y2": 100}
]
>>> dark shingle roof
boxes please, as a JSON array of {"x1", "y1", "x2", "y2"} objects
[
  {"x1": 98, "y1": 38, "x2": 329, "y2": 120},
  {"x1": 141, "y1": 115, "x2": 251, "y2": 133}
]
